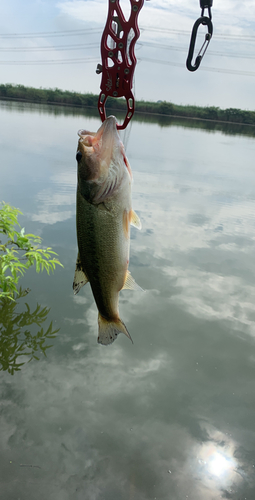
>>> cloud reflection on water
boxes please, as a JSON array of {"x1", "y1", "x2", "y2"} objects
[
  {"x1": 164, "y1": 267, "x2": 255, "y2": 338},
  {"x1": 0, "y1": 303, "x2": 253, "y2": 500},
  {"x1": 31, "y1": 173, "x2": 76, "y2": 224},
  {"x1": 1, "y1": 107, "x2": 255, "y2": 499}
]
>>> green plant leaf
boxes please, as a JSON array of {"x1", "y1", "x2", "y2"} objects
[{"x1": 0, "y1": 202, "x2": 63, "y2": 301}]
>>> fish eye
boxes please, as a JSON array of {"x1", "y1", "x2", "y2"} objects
[{"x1": 76, "y1": 151, "x2": 82, "y2": 163}]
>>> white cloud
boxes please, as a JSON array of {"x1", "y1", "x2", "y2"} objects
[
  {"x1": 57, "y1": 0, "x2": 108, "y2": 24},
  {"x1": 57, "y1": 0, "x2": 255, "y2": 33},
  {"x1": 0, "y1": 0, "x2": 254, "y2": 108}
]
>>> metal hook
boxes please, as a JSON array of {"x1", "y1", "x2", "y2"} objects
[
  {"x1": 186, "y1": 16, "x2": 213, "y2": 72},
  {"x1": 200, "y1": 0, "x2": 213, "y2": 19}
]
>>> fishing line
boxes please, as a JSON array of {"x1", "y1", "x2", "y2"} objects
[
  {"x1": 122, "y1": 71, "x2": 136, "y2": 150},
  {"x1": 122, "y1": 57, "x2": 141, "y2": 150},
  {"x1": 122, "y1": 105, "x2": 132, "y2": 151}
]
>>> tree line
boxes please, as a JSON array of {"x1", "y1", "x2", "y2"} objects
[{"x1": 0, "y1": 83, "x2": 255, "y2": 126}]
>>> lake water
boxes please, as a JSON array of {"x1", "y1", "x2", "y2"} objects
[{"x1": 1, "y1": 100, "x2": 255, "y2": 500}]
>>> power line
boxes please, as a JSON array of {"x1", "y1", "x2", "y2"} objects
[
  {"x1": 0, "y1": 40, "x2": 254, "y2": 62},
  {"x1": 141, "y1": 26, "x2": 255, "y2": 41},
  {"x1": 1, "y1": 26, "x2": 255, "y2": 41},
  {"x1": 140, "y1": 57, "x2": 255, "y2": 77},
  {"x1": 0, "y1": 54, "x2": 253, "y2": 75},
  {"x1": 0, "y1": 43, "x2": 99, "y2": 52},
  {"x1": 0, "y1": 57, "x2": 98, "y2": 65},
  {"x1": 139, "y1": 41, "x2": 255, "y2": 60},
  {"x1": 0, "y1": 28, "x2": 102, "y2": 39}
]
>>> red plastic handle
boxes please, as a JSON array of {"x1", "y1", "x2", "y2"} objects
[{"x1": 97, "y1": 0, "x2": 144, "y2": 130}]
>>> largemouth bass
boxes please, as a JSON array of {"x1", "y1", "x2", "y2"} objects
[{"x1": 73, "y1": 116, "x2": 142, "y2": 345}]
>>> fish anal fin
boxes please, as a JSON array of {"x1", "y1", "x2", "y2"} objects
[
  {"x1": 98, "y1": 313, "x2": 133, "y2": 345},
  {"x1": 122, "y1": 270, "x2": 144, "y2": 292},
  {"x1": 130, "y1": 209, "x2": 142, "y2": 230},
  {"x1": 73, "y1": 254, "x2": 89, "y2": 295}
]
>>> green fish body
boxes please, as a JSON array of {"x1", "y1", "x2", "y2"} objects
[{"x1": 73, "y1": 116, "x2": 141, "y2": 345}]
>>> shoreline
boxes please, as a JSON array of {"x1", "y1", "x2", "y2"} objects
[{"x1": 1, "y1": 94, "x2": 255, "y2": 129}]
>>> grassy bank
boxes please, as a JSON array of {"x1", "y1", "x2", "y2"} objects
[{"x1": 1, "y1": 83, "x2": 255, "y2": 126}]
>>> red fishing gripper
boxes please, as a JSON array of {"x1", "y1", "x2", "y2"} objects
[{"x1": 97, "y1": 0, "x2": 144, "y2": 130}]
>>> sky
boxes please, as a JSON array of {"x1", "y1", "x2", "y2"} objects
[{"x1": 0, "y1": 0, "x2": 255, "y2": 110}]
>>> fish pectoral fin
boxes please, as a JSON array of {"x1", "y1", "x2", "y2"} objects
[
  {"x1": 130, "y1": 209, "x2": 142, "y2": 230},
  {"x1": 98, "y1": 314, "x2": 133, "y2": 345},
  {"x1": 73, "y1": 255, "x2": 89, "y2": 295},
  {"x1": 122, "y1": 270, "x2": 144, "y2": 292}
]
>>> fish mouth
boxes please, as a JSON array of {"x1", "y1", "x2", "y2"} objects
[
  {"x1": 78, "y1": 116, "x2": 124, "y2": 181},
  {"x1": 95, "y1": 116, "x2": 120, "y2": 163},
  {"x1": 78, "y1": 116, "x2": 119, "y2": 153},
  {"x1": 97, "y1": 115, "x2": 119, "y2": 141}
]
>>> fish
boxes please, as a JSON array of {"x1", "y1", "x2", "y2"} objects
[{"x1": 73, "y1": 115, "x2": 142, "y2": 345}]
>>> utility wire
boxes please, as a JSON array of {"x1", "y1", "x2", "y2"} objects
[
  {"x1": 0, "y1": 26, "x2": 255, "y2": 41},
  {"x1": 0, "y1": 28, "x2": 102, "y2": 39},
  {"x1": 140, "y1": 57, "x2": 255, "y2": 77},
  {"x1": 0, "y1": 27, "x2": 254, "y2": 72},
  {"x1": 1, "y1": 40, "x2": 254, "y2": 61},
  {"x1": 0, "y1": 43, "x2": 99, "y2": 52},
  {"x1": 139, "y1": 41, "x2": 255, "y2": 59},
  {"x1": 0, "y1": 55, "x2": 253, "y2": 76},
  {"x1": 141, "y1": 26, "x2": 255, "y2": 41},
  {"x1": 0, "y1": 57, "x2": 98, "y2": 65}
]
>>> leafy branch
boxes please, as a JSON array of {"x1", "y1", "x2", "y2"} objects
[
  {"x1": 0, "y1": 202, "x2": 63, "y2": 300},
  {"x1": 0, "y1": 289, "x2": 59, "y2": 374}
]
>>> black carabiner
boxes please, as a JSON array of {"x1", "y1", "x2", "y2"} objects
[{"x1": 186, "y1": 16, "x2": 213, "y2": 72}]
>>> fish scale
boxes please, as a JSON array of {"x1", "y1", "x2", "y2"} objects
[{"x1": 76, "y1": 189, "x2": 129, "y2": 319}]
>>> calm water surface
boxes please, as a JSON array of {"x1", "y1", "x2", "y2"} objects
[{"x1": 1, "y1": 101, "x2": 255, "y2": 499}]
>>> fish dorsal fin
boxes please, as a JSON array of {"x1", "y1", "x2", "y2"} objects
[
  {"x1": 73, "y1": 254, "x2": 89, "y2": 295},
  {"x1": 130, "y1": 209, "x2": 142, "y2": 230},
  {"x1": 122, "y1": 270, "x2": 144, "y2": 291}
]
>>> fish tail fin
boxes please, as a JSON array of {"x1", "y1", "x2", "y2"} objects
[{"x1": 97, "y1": 313, "x2": 133, "y2": 346}]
